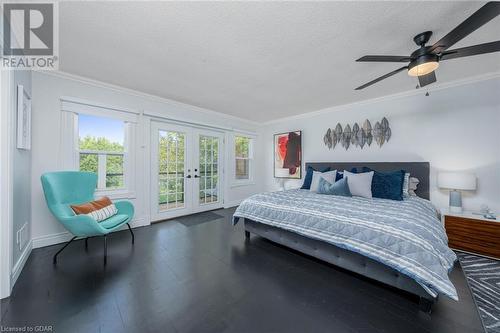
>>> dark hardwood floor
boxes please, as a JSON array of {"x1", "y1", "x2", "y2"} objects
[{"x1": 1, "y1": 208, "x2": 483, "y2": 333}]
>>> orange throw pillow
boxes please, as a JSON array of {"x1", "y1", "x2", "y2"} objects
[{"x1": 71, "y1": 197, "x2": 113, "y2": 214}]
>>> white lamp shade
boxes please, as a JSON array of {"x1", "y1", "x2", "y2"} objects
[{"x1": 438, "y1": 172, "x2": 476, "y2": 190}]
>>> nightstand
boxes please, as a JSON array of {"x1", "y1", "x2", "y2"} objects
[{"x1": 441, "y1": 210, "x2": 500, "y2": 259}]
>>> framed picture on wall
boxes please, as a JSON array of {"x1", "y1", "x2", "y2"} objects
[
  {"x1": 274, "y1": 130, "x2": 302, "y2": 179},
  {"x1": 16, "y1": 85, "x2": 32, "y2": 150}
]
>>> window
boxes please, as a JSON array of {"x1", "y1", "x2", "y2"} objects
[
  {"x1": 234, "y1": 135, "x2": 253, "y2": 181},
  {"x1": 78, "y1": 114, "x2": 127, "y2": 190}
]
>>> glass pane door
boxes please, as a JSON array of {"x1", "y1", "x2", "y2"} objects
[
  {"x1": 158, "y1": 130, "x2": 185, "y2": 211},
  {"x1": 151, "y1": 122, "x2": 192, "y2": 221},
  {"x1": 199, "y1": 135, "x2": 219, "y2": 204},
  {"x1": 151, "y1": 123, "x2": 224, "y2": 221},
  {"x1": 193, "y1": 130, "x2": 223, "y2": 213}
]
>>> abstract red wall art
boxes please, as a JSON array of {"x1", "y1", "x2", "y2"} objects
[{"x1": 274, "y1": 131, "x2": 302, "y2": 179}]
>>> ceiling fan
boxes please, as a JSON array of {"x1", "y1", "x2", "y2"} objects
[{"x1": 355, "y1": 1, "x2": 500, "y2": 90}]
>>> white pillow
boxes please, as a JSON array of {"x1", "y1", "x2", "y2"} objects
[
  {"x1": 402, "y1": 172, "x2": 411, "y2": 197},
  {"x1": 310, "y1": 170, "x2": 337, "y2": 192},
  {"x1": 343, "y1": 170, "x2": 374, "y2": 198},
  {"x1": 87, "y1": 204, "x2": 118, "y2": 222}
]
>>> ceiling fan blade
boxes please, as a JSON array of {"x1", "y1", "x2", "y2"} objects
[
  {"x1": 355, "y1": 66, "x2": 408, "y2": 90},
  {"x1": 418, "y1": 71, "x2": 437, "y2": 88},
  {"x1": 429, "y1": 2, "x2": 500, "y2": 54},
  {"x1": 441, "y1": 41, "x2": 500, "y2": 60},
  {"x1": 356, "y1": 55, "x2": 411, "y2": 62}
]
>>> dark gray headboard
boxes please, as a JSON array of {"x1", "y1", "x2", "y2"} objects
[{"x1": 305, "y1": 162, "x2": 430, "y2": 200}]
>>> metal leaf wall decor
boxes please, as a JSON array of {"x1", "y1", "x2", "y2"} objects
[
  {"x1": 323, "y1": 117, "x2": 391, "y2": 150},
  {"x1": 342, "y1": 124, "x2": 351, "y2": 150}
]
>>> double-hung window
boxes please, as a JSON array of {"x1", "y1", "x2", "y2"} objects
[
  {"x1": 78, "y1": 114, "x2": 127, "y2": 191},
  {"x1": 61, "y1": 98, "x2": 137, "y2": 198},
  {"x1": 234, "y1": 135, "x2": 253, "y2": 182}
]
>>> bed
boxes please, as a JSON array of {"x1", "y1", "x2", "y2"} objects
[{"x1": 232, "y1": 162, "x2": 457, "y2": 312}]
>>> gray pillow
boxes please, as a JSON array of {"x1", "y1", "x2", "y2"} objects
[
  {"x1": 409, "y1": 177, "x2": 420, "y2": 196},
  {"x1": 310, "y1": 170, "x2": 337, "y2": 192},
  {"x1": 317, "y1": 177, "x2": 352, "y2": 197},
  {"x1": 343, "y1": 170, "x2": 374, "y2": 198}
]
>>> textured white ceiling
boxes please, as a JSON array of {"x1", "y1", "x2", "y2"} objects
[{"x1": 59, "y1": 1, "x2": 500, "y2": 122}]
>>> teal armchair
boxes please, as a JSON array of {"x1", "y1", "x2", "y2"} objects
[{"x1": 41, "y1": 171, "x2": 135, "y2": 264}]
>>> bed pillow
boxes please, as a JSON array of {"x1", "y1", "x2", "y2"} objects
[
  {"x1": 317, "y1": 177, "x2": 352, "y2": 197},
  {"x1": 301, "y1": 166, "x2": 331, "y2": 189},
  {"x1": 346, "y1": 167, "x2": 363, "y2": 174},
  {"x1": 343, "y1": 170, "x2": 374, "y2": 198},
  {"x1": 402, "y1": 172, "x2": 411, "y2": 197},
  {"x1": 71, "y1": 196, "x2": 118, "y2": 222},
  {"x1": 310, "y1": 170, "x2": 337, "y2": 192},
  {"x1": 335, "y1": 171, "x2": 344, "y2": 181},
  {"x1": 362, "y1": 167, "x2": 405, "y2": 201},
  {"x1": 409, "y1": 177, "x2": 420, "y2": 196}
]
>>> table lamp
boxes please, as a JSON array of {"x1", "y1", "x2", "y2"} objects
[{"x1": 438, "y1": 172, "x2": 476, "y2": 213}]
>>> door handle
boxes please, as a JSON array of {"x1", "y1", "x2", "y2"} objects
[
  {"x1": 194, "y1": 175, "x2": 200, "y2": 178},
  {"x1": 186, "y1": 175, "x2": 192, "y2": 178}
]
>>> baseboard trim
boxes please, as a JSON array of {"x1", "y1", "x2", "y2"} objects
[
  {"x1": 224, "y1": 199, "x2": 242, "y2": 209},
  {"x1": 32, "y1": 231, "x2": 72, "y2": 249},
  {"x1": 11, "y1": 240, "x2": 33, "y2": 287},
  {"x1": 131, "y1": 216, "x2": 149, "y2": 228},
  {"x1": 32, "y1": 216, "x2": 149, "y2": 249}
]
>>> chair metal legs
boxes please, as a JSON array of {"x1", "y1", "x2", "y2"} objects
[
  {"x1": 55, "y1": 224, "x2": 134, "y2": 265},
  {"x1": 53, "y1": 236, "x2": 77, "y2": 264},
  {"x1": 126, "y1": 223, "x2": 135, "y2": 244}
]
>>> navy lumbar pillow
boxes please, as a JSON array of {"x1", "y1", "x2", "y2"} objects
[
  {"x1": 317, "y1": 177, "x2": 352, "y2": 197},
  {"x1": 335, "y1": 171, "x2": 343, "y2": 182},
  {"x1": 362, "y1": 167, "x2": 405, "y2": 201},
  {"x1": 301, "y1": 166, "x2": 331, "y2": 189}
]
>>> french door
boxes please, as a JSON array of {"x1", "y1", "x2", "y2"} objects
[{"x1": 151, "y1": 122, "x2": 224, "y2": 221}]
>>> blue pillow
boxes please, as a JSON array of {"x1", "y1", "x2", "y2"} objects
[
  {"x1": 349, "y1": 167, "x2": 361, "y2": 173},
  {"x1": 317, "y1": 177, "x2": 352, "y2": 197},
  {"x1": 362, "y1": 167, "x2": 405, "y2": 201},
  {"x1": 301, "y1": 166, "x2": 331, "y2": 189}
]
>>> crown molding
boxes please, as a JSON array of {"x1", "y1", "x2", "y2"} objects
[
  {"x1": 34, "y1": 70, "x2": 259, "y2": 127},
  {"x1": 263, "y1": 71, "x2": 500, "y2": 125},
  {"x1": 35, "y1": 69, "x2": 499, "y2": 127}
]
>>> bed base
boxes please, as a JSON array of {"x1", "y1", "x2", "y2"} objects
[{"x1": 244, "y1": 219, "x2": 436, "y2": 313}]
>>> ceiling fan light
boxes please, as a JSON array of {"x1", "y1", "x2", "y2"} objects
[
  {"x1": 408, "y1": 54, "x2": 439, "y2": 76},
  {"x1": 408, "y1": 62, "x2": 439, "y2": 76}
]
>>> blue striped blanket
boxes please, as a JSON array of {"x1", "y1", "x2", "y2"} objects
[{"x1": 233, "y1": 189, "x2": 457, "y2": 300}]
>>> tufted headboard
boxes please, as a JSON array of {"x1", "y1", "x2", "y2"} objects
[{"x1": 305, "y1": 162, "x2": 430, "y2": 200}]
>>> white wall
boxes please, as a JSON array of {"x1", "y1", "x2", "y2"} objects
[
  {"x1": 263, "y1": 75, "x2": 500, "y2": 214},
  {"x1": 31, "y1": 71, "x2": 263, "y2": 247},
  {"x1": 12, "y1": 71, "x2": 32, "y2": 270},
  {"x1": 0, "y1": 67, "x2": 33, "y2": 297}
]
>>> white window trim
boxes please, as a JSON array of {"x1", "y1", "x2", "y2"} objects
[
  {"x1": 61, "y1": 98, "x2": 137, "y2": 199},
  {"x1": 231, "y1": 133, "x2": 255, "y2": 187}
]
